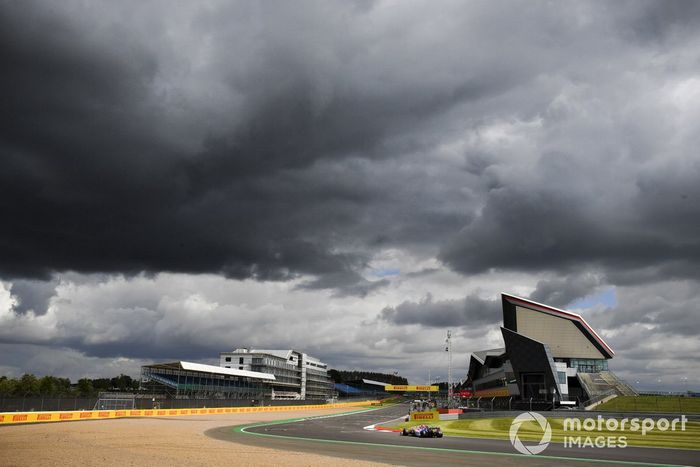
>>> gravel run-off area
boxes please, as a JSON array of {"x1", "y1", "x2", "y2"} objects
[{"x1": 0, "y1": 407, "x2": 393, "y2": 466}]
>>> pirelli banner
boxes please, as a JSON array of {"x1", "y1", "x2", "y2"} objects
[
  {"x1": 410, "y1": 410, "x2": 439, "y2": 422},
  {"x1": 0, "y1": 399, "x2": 381, "y2": 425},
  {"x1": 384, "y1": 385, "x2": 439, "y2": 392}
]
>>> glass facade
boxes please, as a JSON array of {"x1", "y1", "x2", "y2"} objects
[
  {"x1": 570, "y1": 359, "x2": 608, "y2": 373},
  {"x1": 225, "y1": 351, "x2": 333, "y2": 400},
  {"x1": 250, "y1": 356, "x2": 301, "y2": 387},
  {"x1": 305, "y1": 367, "x2": 333, "y2": 398},
  {"x1": 141, "y1": 364, "x2": 269, "y2": 399}
]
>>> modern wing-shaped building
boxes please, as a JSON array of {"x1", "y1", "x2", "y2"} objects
[{"x1": 465, "y1": 293, "x2": 636, "y2": 405}]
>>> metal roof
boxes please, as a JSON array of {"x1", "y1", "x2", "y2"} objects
[
  {"x1": 223, "y1": 349, "x2": 327, "y2": 366},
  {"x1": 471, "y1": 348, "x2": 506, "y2": 364},
  {"x1": 144, "y1": 361, "x2": 276, "y2": 381},
  {"x1": 361, "y1": 379, "x2": 390, "y2": 387},
  {"x1": 228, "y1": 349, "x2": 294, "y2": 360},
  {"x1": 502, "y1": 293, "x2": 615, "y2": 358}
]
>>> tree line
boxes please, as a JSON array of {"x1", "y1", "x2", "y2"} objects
[
  {"x1": 0, "y1": 374, "x2": 139, "y2": 398},
  {"x1": 328, "y1": 369, "x2": 408, "y2": 386}
]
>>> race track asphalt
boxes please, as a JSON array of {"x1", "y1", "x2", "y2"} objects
[{"x1": 206, "y1": 404, "x2": 698, "y2": 467}]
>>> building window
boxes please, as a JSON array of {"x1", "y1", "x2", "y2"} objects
[
  {"x1": 225, "y1": 357, "x2": 231, "y2": 362},
  {"x1": 570, "y1": 359, "x2": 608, "y2": 373},
  {"x1": 239, "y1": 366, "x2": 243, "y2": 370},
  {"x1": 239, "y1": 357, "x2": 244, "y2": 364}
]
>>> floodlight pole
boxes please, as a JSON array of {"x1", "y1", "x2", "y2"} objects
[{"x1": 446, "y1": 329, "x2": 453, "y2": 408}]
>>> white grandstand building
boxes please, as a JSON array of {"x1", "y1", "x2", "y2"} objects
[{"x1": 219, "y1": 349, "x2": 333, "y2": 400}]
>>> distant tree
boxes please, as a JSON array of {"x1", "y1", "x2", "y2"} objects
[
  {"x1": 77, "y1": 378, "x2": 95, "y2": 397},
  {"x1": 0, "y1": 372, "x2": 143, "y2": 397},
  {"x1": 56, "y1": 377, "x2": 72, "y2": 394},
  {"x1": 328, "y1": 369, "x2": 342, "y2": 383},
  {"x1": 39, "y1": 376, "x2": 58, "y2": 395},
  {"x1": 329, "y1": 370, "x2": 408, "y2": 386},
  {"x1": 39, "y1": 376, "x2": 69, "y2": 395},
  {"x1": 92, "y1": 378, "x2": 112, "y2": 392},
  {"x1": 110, "y1": 374, "x2": 139, "y2": 391},
  {"x1": 0, "y1": 376, "x2": 17, "y2": 396},
  {"x1": 15, "y1": 374, "x2": 40, "y2": 396}
]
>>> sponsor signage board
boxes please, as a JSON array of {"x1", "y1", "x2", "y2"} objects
[
  {"x1": 385, "y1": 385, "x2": 439, "y2": 392},
  {"x1": 410, "y1": 410, "x2": 439, "y2": 422},
  {"x1": 0, "y1": 400, "x2": 381, "y2": 425}
]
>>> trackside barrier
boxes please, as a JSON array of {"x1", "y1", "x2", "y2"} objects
[{"x1": 0, "y1": 400, "x2": 381, "y2": 426}]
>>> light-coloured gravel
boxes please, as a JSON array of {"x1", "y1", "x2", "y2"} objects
[{"x1": 0, "y1": 408, "x2": 393, "y2": 466}]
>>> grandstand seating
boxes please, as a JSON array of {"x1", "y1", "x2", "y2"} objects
[
  {"x1": 578, "y1": 370, "x2": 638, "y2": 401},
  {"x1": 334, "y1": 383, "x2": 361, "y2": 395}
]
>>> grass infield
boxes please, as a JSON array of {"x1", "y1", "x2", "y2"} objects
[
  {"x1": 596, "y1": 396, "x2": 700, "y2": 414},
  {"x1": 385, "y1": 417, "x2": 700, "y2": 450}
]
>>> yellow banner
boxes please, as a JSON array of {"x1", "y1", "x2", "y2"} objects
[
  {"x1": 0, "y1": 400, "x2": 381, "y2": 425},
  {"x1": 474, "y1": 387, "x2": 510, "y2": 397},
  {"x1": 410, "y1": 410, "x2": 439, "y2": 421},
  {"x1": 385, "y1": 385, "x2": 438, "y2": 392}
]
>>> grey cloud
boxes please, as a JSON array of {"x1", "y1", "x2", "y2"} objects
[
  {"x1": 529, "y1": 273, "x2": 602, "y2": 308},
  {"x1": 1, "y1": 0, "x2": 651, "y2": 288},
  {"x1": 439, "y1": 156, "x2": 700, "y2": 281},
  {"x1": 297, "y1": 272, "x2": 389, "y2": 298},
  {"x1": 379, "y1": 294, "x2": 501, "y2": 328},
  {"x1": 621, "y1": 0, "x2": 700, "y2": 43},
  {"x1": 1, "y1": 1, "x2": 700, "y2": 389},
  {"x1": 0, "y1": 1, "x2": 485, "y2": 292},
  {"x1": 589, "y1": 282, "x2": 700, "y2": 338},
  {"x1": 9, "y1": 278, "x2": 58, "y2": 316},
  {"x1": 2, "y1": 0, "x2": 699, "y2": 294}
]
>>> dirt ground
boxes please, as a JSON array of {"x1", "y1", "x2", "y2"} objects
[{"x1": 0, "y1": 408, "x2": 393, "y2": 466}]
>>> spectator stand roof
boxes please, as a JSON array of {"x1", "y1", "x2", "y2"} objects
[
  {"x1": 142, "y1": 361, "x2": 276, "y2": 381},
  {"x1": 361, "y1": 379, "x2": 390, "y2": 388}
]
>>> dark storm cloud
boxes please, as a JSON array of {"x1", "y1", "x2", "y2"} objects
[
  {"x1": 439, "y1": 155, "x2": 700, "y2": 279},
  {"x1": 1, "y1": 0, "x2": 700, "y2": 388},
  {"x1": 2, "y1": 0, "x2": 700, "y2": 294},
  {"x1": 0, "y1": 1, "x2": 485, "y2": 291},
  {"x1": 379, "y1": 293, "x2": 500, "y2": 328}
]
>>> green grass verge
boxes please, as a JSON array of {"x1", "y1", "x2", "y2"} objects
[
  {"x1": 384, "y1": 417, "x2": 700, "y2": 450},
  {"x1": 596, "y1": 396, "x2": 700, "y2": 414}
]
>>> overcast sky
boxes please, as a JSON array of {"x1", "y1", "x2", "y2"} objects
[{"x1": 1, "y1": 0, "x2": 699, "y2": 391}]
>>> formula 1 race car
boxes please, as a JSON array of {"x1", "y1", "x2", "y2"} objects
[{"x1": 400, "y1": 425, "x2": 443, "y2": 438}]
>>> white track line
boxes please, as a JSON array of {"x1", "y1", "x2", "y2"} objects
[{"x1": 364, "y1": 415, "x2": 408, "y2": 432}]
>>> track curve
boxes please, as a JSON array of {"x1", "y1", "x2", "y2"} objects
[{"x1": 207, "y1": 404, "x2": 697, "y2": 466}]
